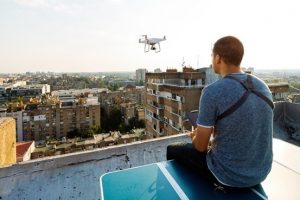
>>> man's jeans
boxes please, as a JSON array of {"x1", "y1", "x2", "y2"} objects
[
  {"x1": 166, "y1": 142, "x2": 258, "y2": 192},
  {"x1": 166, "y1": 142, "x2": 217, "y2": 185}
]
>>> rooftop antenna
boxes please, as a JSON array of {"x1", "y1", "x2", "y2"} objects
[{"x1": 182, "y1": 57, "x2": 185, "y2": 67}]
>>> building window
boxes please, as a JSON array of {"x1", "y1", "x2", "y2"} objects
[{"x1": 172, "y1": 93, "x2": 176, "y2": 100}]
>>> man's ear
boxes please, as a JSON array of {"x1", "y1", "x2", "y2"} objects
[{"x1": 215, "y1": 54, "x2": 222, "y2": 64}]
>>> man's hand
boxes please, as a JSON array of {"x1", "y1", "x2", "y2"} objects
[{"x1": 186, "y1": 128, "x2": 196, "y2": 139}]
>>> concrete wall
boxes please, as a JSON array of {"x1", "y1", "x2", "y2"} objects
[
  {"x1": 0, "y1": 118, "x2": 16, "y2": 166},
  {"x1": 0, "y1": 134, "x2": 190, "y2": 200}
]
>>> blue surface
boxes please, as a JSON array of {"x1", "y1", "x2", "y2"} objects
[
  {"x1": 100, "y1": 163, "x2": 181, "y2": 200},
  {"x1": 100, "y1": 161, "x2": 267, "y2": 200}
]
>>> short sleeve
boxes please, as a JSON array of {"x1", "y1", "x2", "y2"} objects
[{"x1": 196, "y1": 87, "x2": 217, "y2": 127}]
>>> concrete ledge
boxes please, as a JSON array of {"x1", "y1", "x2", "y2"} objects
[
  {"x1": 0, "y1": 133, "x2": 190, "y2": 200},
  {"x1": 0, "y1": 117, "x2": 16, "y2": 167}
]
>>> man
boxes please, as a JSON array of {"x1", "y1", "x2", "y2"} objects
[{"x1": 167, "y1": 36, "x2": 273, "y2": 189}]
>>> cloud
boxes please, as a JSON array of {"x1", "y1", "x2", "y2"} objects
[{"x1": 15, "y1": 0, "x2": 49, "y2": 7}]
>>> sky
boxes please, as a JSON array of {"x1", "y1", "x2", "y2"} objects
[{"x1": 0, "y1": 0, "x2": 299, "y2": 73}]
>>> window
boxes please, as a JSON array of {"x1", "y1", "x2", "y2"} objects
[
  {"x1": 191, "y1": 79, "x2": 196, "y2": 85},
  {"x1": 172, "y1": 93, "x2": 176, "y2": 100}
]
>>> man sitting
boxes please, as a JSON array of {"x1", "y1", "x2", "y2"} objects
[{"x1": 167, "y1": 36, "x2": 274, "y2": 190}]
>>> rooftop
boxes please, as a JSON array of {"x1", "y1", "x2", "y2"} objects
[
  {"x1": 0, "y1": 102, "x2": 300, "y2": 199},
  {"x1": 16, "y1": 141, "x2": 33, "y2": 158}
]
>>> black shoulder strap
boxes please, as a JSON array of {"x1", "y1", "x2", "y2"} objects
[{"x1": 216, "y1": 74, "x2": 274, "y2": 122}]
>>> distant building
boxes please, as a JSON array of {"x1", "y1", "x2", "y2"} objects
[
  {"x1": 268, "y1": 83, "x2": 289, "y2": 101},
  {"x1": 0, "y1": 83, "x2": 50, "y2": 102},
  {"x1": 51, "y1": 88, "x2": 108, "y2": 97},
  {"x1": 120, "y1": 102, "x2": 136, "y2": 125},
  {"x1": 136, "y1": 68, "x2": 148, "y2": 83},
  {"x1": 145, "y1": 67, "x2": 206, "y2": 137},
  {"x1": 22, "y1": 97, "x2": 101, "y2": 141},
  {"x1": 98, "y1": 87, "x2": 145, "y2": 109},
  {"x1": 136, "y1": 107, "x2": 145, "y2": 121},
  {"x1": 0, "y1": 109, "x2": 23, "y2": 141},
  {"x1": 154, "y1": 68, "x2": 162, "y2": 73},
  {"x1": 197, "y1": 67, "x2": 220, "y2": 85}
]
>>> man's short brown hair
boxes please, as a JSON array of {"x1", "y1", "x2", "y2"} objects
[{"x1": 213, "y1": 36, "x2": 244, "y2": 66}]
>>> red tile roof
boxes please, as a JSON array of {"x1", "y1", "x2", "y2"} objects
[{"x1": 16, "y1": 141, "x2": 33, "y2": 157}]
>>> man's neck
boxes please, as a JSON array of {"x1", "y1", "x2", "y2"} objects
[{"x1": 220, "y1": 65, "x2": 242, "y2": 77}]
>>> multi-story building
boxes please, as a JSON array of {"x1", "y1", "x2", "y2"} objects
[
  {"x1": 135, "y1": 68, "x2": 148, "y2": 83},
  {"x1": 22, "y1": 97, "x2": 100, "y2": 141},
  {"x1": 145, "y1": 67, "x2": 206, "y2": 137},
  {"x1": 0, "y1": 109, "x2": 23, "y2": 141},
  {"x1": 98, "y1": 86, "x2": 145, "y2": 115},
  {"x1": 120, "y1": 102, "x2": 136, "y2": 125}
]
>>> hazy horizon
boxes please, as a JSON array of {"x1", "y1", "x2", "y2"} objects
[
  {"x1": 1, "y1": 68, "x2": 300, "y2": 75},
  {"x1": 1, "y1": 0, "x2": 299, "y2": 73}
]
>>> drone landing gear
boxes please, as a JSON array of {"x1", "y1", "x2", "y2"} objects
[
  {"x1": 144, "y1": 44, "x2": 161, "y2": 53},
  {"x1": 144, "y1": 44, "x2": 150, "y2": 53}
]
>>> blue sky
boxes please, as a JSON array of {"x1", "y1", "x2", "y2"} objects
[{"x1": 0, "y1": 0, "x2": 299, "y2": 73}]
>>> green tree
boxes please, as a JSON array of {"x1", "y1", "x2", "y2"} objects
[
  {"x1": 109, "y1": 105, "x2": 122, "y2": 130},
  {"x1": 67, "y1": 128, "x2": 80, "y2": 139},
  {"x1": 101, "y1": 107, "x2": 110, "y2": 132}
]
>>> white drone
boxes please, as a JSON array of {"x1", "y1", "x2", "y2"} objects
[{"x1": 139, "y1": 35, "x2": 166, "y2": 53}]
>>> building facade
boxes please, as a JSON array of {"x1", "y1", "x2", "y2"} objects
[
  {"x1": 135, "y1": 68, "x2": 148, "y2": 83},
  {"x1": 22, "y1": 99, "x2": 100, "y2": 141},
  {"x1": 145, "y1": 68, "x2": 206, "y2": 137}
]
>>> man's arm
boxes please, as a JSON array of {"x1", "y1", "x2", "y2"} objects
[{"x1": 188, "y1": 126, "x2": 213, "y2": 152}]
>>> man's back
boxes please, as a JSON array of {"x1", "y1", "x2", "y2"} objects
[{"x1": 197, "y1": 73, "x2": 273, "y2": 187}]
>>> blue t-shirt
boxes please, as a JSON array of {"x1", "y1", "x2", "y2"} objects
[{"x1": 196, "y1": 73, "x2": 273, "y2": 187}]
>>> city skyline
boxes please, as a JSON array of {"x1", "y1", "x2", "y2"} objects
[{"x1": 0, "y1": 0, "x2": 299, "y2": 73}]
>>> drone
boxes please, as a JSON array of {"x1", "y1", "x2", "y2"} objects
[{"x1": 139, "y1": 35, "x2": 166, "y2": 53}]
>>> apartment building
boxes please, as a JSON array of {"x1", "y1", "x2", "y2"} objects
[
  {"x1": 145, "y1": 67, "x2": 206, "y2": 137},
  {"x1": 135, "y1": 68, "x2": 148, "y2": 83},
  {"x1": 22, "y1": 97, "x2": 100, "y2": 141},
  {"x1": 1, "y1": 95, "x2": 101, "y2": 142}
]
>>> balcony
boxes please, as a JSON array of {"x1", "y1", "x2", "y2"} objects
[
  {"x1": 160, "y1": 98, "x2": 180, "y2": 109},
  {"x1": 164, "y1": 109, "x2": 180, "y2": 124},
  {"x1": 146, "y1": 93, "x2": 159, "y2": 102}
]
